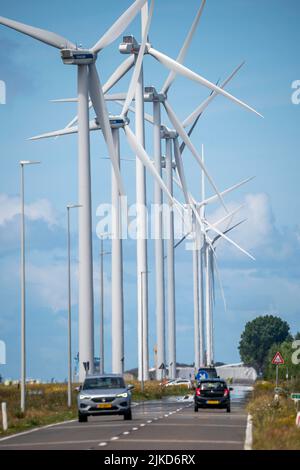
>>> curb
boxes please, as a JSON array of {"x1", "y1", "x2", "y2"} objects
[{"x1": 244, "y1": 413, "x2": 253, "y2": 450}]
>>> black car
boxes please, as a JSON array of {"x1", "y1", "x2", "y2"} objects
[{"x1": 194, "y1": 379, "x2": 232, "y2": 413}]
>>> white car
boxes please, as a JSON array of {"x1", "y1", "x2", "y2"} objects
[{"x1": 165, "y1": 378, "x2": 192, "y2": 389}]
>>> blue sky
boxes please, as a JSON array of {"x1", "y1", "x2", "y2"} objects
[{"x1": 0, "y1": 0, "x2": 300, "y2": 380}]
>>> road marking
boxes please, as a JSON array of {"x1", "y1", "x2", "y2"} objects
[
  {"x1": 110, "y1": 437, "x2": 119, "y2": 441},
  {"x1": 123, "y1": 431, "x2": 130, "y2": 435},
  {"x1": 147, "y1": 423, "x2": 245, "y2": 428},
  {"x1": 132, "y1": 428, "x2": 139, "y2": 431},
  {"x1": 98, "y1": 442, "x2": 107, "y2": 447},
  {"x1": 0, "y1": 420, "x2": 77, "y2": 442},
  {"x1": 0, "y1": 439, "x2": 109, "y2": 448},
  {"x1": 118, "y1": 438, "x2": 244, "y2": 445}
]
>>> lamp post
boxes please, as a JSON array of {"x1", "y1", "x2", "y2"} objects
[
  {"x1": 67, "y1": 204, "x2": 82, "y2": 408},
  {"x1": 20, "y1": 160, "x2": 40, "y2": 413}
]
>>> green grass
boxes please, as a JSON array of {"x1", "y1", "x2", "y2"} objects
[
  {"x1": 247, "y1": 380, "x2": 300, "y2": 450},
  {"x1": 0, "y1": 381, "x2": 192, "y2": 437}
]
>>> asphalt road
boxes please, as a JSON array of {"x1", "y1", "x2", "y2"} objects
[{"x1": 0, "y1": 387, "x2": 250, "y2": 451}]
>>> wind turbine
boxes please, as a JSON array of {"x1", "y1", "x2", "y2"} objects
[
  {"x1": 55, "y1": 0, "x2": 262, "y2": 380},
  {"x1": 0, "y1": 0, "x2": 149, "y2": 381},
  {"x1": 29, "y1": 4, "x2": 190, "y2": 379}
]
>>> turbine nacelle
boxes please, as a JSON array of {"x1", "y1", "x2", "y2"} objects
[
  {"x1": 119, "y1": 35, "x2": 151, "y2": 55},
  {"x1": 94, "y1": 115, "x2": 130, "y2": 129},
  {"x1": 144, "y1": 86, "x2": 166, "y2": 103},
  {"x1": 160, "y1": 125, "x2": 178, "y2": 140},
  {"x1": 61, "y1": 49, "x2": 97, "y2": 65}
]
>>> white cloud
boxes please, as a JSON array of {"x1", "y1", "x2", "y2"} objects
[
  {"x1": 206, "y1": 193, "x2": 277, "y2": 259},
  {"x1": 0, "y1": 194, "x2": 58, "y2": 227}
]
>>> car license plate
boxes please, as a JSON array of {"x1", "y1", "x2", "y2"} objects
[
  {"x1": 97, "y1": 404, "x2": 112, "y2": 409},
  {"x1": 207, "y1": 400, "x2": 219, "y2": 405}
]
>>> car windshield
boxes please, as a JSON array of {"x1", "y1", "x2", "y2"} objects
[
  {"x1": 83, "y1": 377, "x2": 125, "y2": 390},
  {"x1": 199, "y1": 381, "x2": 226, "y2": 391}
]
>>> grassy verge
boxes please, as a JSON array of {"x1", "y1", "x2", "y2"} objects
[
  {"x1": 0, "y1": 381, "x2": 191, "y2": 437},
  {"x1": 0, "y1": 384, "x2": 77, "y2": 437},
  {"x1": 247, "y1": 380, "x2": 300, "y2": 450}
]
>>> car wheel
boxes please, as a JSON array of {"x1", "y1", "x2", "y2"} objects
[
  {"x1": 78, "y1": 412, "x2": 88, "y2": 423},
  {"x1": 194, "y1": 405, "x2": 198, "y2": 412},
  {"x1": 124, "y1": 409, "x2": 132, "y2": 421},
  {"x1": 226, "y1": 406, "x2": 231, "y2": 413}
]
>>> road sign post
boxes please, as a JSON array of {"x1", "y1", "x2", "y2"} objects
[{"x1": 271, "y1": 352, "x2": 284, "y2": 388}]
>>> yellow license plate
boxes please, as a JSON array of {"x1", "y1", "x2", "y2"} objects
[
  {"x1": 97, "y1": 404, "x2": 112, "y2": 409},
  {"x1": 207, "y1": 400, "x2": 219, "y2": 405}
]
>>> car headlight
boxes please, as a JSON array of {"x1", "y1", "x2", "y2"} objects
[
  {"x1": 116, "y1": 392, "x2": 128, "y2": 398},
  {"x1": 79, "y1": 395, "x2": 91, "y2": 400}
]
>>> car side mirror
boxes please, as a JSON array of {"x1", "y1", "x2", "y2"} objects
[
  {"x1": 127, "y1": 384, "x2": 135, "y2": 391},
  {"x1": 75, "y1": 386, "x2": 82, "y2": 392}
]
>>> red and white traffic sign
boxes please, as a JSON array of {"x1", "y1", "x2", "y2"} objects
[{"x1": 272, "y1": 351, "x2": 285, "y2": 365}]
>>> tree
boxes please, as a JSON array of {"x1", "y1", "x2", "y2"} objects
[
  {"x1": 264, "y1": 338, "x2": 300, "y2": 381},
  {"x1": 239, "y1": 315, "x2": 291, "y2": 372}
]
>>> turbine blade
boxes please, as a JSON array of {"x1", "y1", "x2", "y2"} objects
[
  {"x1": 122, "y1": 0, "x2": 154, "y2": 116},
  {"x1": 163, "y1": 100, "x2": 228, "y2": 212},
  {"x1": 115, "y1": 101, "x2": 154, "y2": 124},
  {"x1": 173, "y1": 138, "x2": 190, "y2": 205},
  {"x1": 205, "y1": 219, "x2": 255, "y2": 261},
  {"x1": 103, "y1": 55, "x2": 135, "y2": 95},
  {"x1": 180, "y1": 82, "x2": 219, "y2": 154},
  {"x1": 210, "y1": 247, "x2": 227, "y2": 313},
  {"x1": 149, "y1": 47, "x2": 263, "y2": 117},
  {"x1": 123, "y1": 125, "x2": 174, "y2": 205},
  {"x1": 210, "y1": 204, "x2": 245, "y2": 229},
  {"x1": 88, "y1": 63, "x2": 126, "y2": 196},
  {"x1": 161, "y1": 0, "x2": 206, "y2": 94},
  {"x1": 174, "y1": 232, "x2": 191, "y2": 250},
  {"x1": 64, "y1": 55, "x2": 135, "y2": 130},
  {"x1": 51, "y1": 98, "x2": 78, "y2": 103},
  {"x1": 0, "y1": 16, "x2": 75, "y2": 49},
  {"x1": 29, "y1": 121, "x2": 98, "y2": 140},
  {"x1": 92, "y1": 0, "x2": 147, "y2": 53},
  {"x1": 212, "y1": 219, "x2": 247, "y2": 244},
  {"x1": 200, "y1": 176, "x2": 255, "y2": 208},
  {"x1": 183, "y1": 62, "x2": 245, "y2": 128},
  {"x1": 105, "y1": 93, "x2": 128, "y2": 101}
]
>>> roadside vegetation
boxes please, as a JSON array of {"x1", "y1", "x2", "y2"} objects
[
  {"x1": 0, "y1": 381, "x2": 191, "y2": 437},
  {"x1": 248, "y1": 380, "x2": 300, "y2": 450}
]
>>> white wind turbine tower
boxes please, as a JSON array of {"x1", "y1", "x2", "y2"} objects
[{"x1": 0, "y1": 0, "x2": 149, "y2": 381}]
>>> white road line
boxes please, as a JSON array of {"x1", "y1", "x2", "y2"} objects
[
  {"x1": 0, "y1": 439, "x2": 108, "y2": 448},
  {"x1": 0, "y1": 419, "x2": 77, "y2": 442},
  {"x1": 98, "y1": 442, "x2": 107, "y2": 447},
  {"x1": 110, "y1": 437, "x2": 119, "y2": 441},
  {"x1": 119, "y1": 438, "x2": 244, "y2": 445}
]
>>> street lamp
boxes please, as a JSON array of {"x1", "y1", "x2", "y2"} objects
[
  {"x1": 20, "y1": 160, "x2": 40, "y2": 413},
  {"x1": 67, "y1": 204, "x2": 82, "y2": 408},
  {"x1": 99, "y1": 233, "x2": 111, "y2": 375}
]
